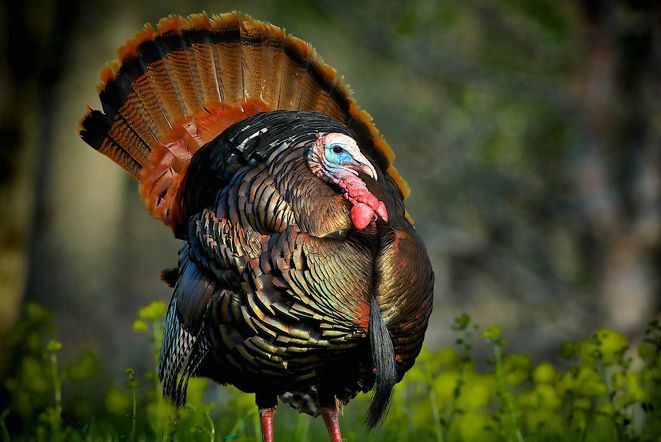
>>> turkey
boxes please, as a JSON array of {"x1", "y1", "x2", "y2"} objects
[{"x1": 79, "y1": 12, "x2": 434, "y2": 442}]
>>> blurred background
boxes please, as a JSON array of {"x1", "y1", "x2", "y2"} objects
[{"x1": 0, "y1": 0, "x2": 659, "y2": 388}]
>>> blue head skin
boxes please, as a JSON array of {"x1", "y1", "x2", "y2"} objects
[{"x1": 307, "y1": 132, "x2": 377, "y2": 183}]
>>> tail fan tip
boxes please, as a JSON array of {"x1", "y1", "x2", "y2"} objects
[
  {"x1": 366, "y1": 294, "x2": 397, "y2": 429},
  {"x1": 79, "y1": 11, "x2": 410, "y2": 234}
]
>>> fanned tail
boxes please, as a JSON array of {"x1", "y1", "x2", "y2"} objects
[{"x1": 79, "y1": 12, "x2": 409, "y2": 236}]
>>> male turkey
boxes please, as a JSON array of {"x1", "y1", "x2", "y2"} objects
[{"x1": 80, "y1": 12, "x2": 434, "y2": 441}]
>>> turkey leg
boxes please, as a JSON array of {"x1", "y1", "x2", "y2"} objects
[
  {"x1": 258, "y1": 407, "x2": 276, "y2": 442},
  {"x1": 321, "y1": 404, "x2": 343, "y2": 442},
  {"x1": 256, "y1": 393, "x2": 278, "y2": 442}
]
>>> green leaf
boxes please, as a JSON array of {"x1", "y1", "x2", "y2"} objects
[
  {"x1": 482, "y1": 324, "x2": 504, "y2": 344},
  {"x1": 45, "y1": 339, "x2": 62, "y2": 353},
  {"x1": 138, "y1": 301, "x2": 168, "y2": 321}
]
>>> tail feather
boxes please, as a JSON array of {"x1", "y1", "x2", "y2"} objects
[
  {"x1": 241, "y1": 20, "x2": 286, "y2": 106},
  {"x1": 80, "y1": 109, "x2": 142, "y2": 179},
  {"x1": 124, "y1": 56, "x2": 172, "y2": 141},
  {"x1": 79, "y1": 11, "x2": 410, "y2": 235}
]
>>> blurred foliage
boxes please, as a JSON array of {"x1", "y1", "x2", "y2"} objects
[{"x1": 3, "y1": 302, "x2": 661, "y2": 441}]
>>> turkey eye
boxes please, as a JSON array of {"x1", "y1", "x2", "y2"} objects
[{"x1": 332, "y1": 145, "x2": 344, "y2": 154}]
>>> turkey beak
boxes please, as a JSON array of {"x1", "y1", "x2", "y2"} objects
[
  {"x1": 361, "y1": 162, "x2": 378, "y2": 181},
  {"x1": 352, "y1": 153, "x2": 378, "y2": 181}
]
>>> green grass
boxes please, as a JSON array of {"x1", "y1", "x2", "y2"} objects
[{"x1": 2, "y1": 302, "x2": 661, "y2": 441}]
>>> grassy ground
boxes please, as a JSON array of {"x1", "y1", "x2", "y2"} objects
[{"x1": 2, "y1": 302, "x2": 661, "y2": 441}]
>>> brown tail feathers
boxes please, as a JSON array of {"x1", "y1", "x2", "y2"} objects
[{"x1": 79, "y1": 12, "x2": 409, "y2": 234}]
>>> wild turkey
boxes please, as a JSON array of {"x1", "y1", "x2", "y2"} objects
[{"x1": 79, "y1": 12, "x2": 434, "y2": 441}]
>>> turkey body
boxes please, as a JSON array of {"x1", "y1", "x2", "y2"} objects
[
  {"x1": 160, "y1": 110, "x2": 434, "y2": 416},
  {"x1": 79, "y1": 12, "x2": 434, "y2": 438}
]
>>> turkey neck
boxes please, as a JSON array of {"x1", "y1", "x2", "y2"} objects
[{"x1": 267, "y1": 145, "x2": 354, "y2": 238}]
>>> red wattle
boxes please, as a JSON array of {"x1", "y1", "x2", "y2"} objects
[
  {"x1": 337, "y1": 170, "x2": 388, "y2": 229},
  {"x1": 351, "y1": 203, "x2": 374, "y2": 230}
]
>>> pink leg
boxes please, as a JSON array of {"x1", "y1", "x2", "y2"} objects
[
  {"x1": 321, "y1": 405, "x2": 343, "y2": 442},
  {"x1": 259, "y1": 407, "x2": 276, "y2": 442}
]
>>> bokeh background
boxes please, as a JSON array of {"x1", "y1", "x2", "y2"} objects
[{"x1": 0, "y1": 0, "x2": 659, "y2": 394}]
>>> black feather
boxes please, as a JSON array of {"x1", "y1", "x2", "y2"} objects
[
  {"x1": 366, "y1": 293, "x2": 396, "y2": 429},
  {"x1": 80, "y1": 110, "x2": 112, "y2": 150},
  {"x1": 161, "y1": 267, "x2": 178, "y2": 288}
]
